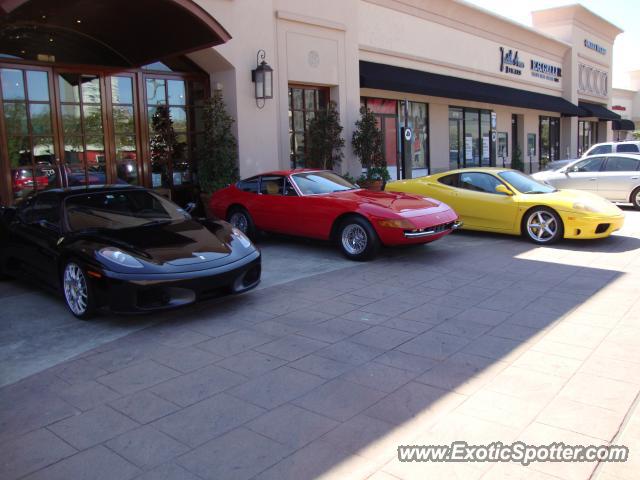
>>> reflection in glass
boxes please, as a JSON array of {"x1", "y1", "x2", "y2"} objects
[
  {"x1": 146, "y1": 79, "x2": 166, "y2": 105},
  {"x1": 111, "y1": 76, "x2": 133, "y2": 104},
  {"x1": 3, "y1": 102, "x2": 28, "y2": 135},
  {"x1": 61, "y1": 105, "x2": 81, "y2": 135},
  {"x1": 29, "y1": 104, "x2": 52, "y2": 134},
  {"x1": 168, "y1": 80, "x2": 186, "y2": 105},
  {"x1": 83, "y1": 105, "x2": 103, "y2": 132},
  {"x1": 116, "y1": 135, "x2": 138, "y2": 184},
  {"x1": 6, "y1": 136, "x2": 30, "y2": 168},
  {"x1": 58, "y1": 74, "x2": 80, "y2": 102},
  {"x1": 26, "y1": 71, "x2": 49, "y2": 101},
  {"x1": 169, "y1": 106, "x2": 187, "y2": 131},
  {"x1": 304, "y1": 90, "x2": 316, "y2": 111},
  {"x1": 465, "y1": 110, "x2": 479, "y2": 167},
  {"x1": 449, "y1": 107, "x2": 463, "y2": 170},
  {"x1": 292, "y1": 89, "x2": 303, "y2": 110},
  {"x1": 113, "y1": 106, "x2": 134, "y2": 133},
  {"x1": 81, "y1": 76, "x2": 101, "y2": 104},
  {"x1": 293, "y1": 111, "x2": 304, "y2": 131},
  {"x1": 1, "y1": 69, "x2": 25, "y2": 100},
  {"x1": 480, "y1": 110, "x2": 491, "y2": 167}
]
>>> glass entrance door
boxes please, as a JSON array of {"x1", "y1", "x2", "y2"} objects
[{"x1": 57, "y1": 73, "x2": 108, "y2": 186}]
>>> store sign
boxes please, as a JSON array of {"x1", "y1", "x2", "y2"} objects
[
  {"x1": 530, "y1": 59, "x2": 562, "y2": 83},
  {"x1": 612, "y1": 105, "x2": 626, "y2": 111},
  {"x1": 404, "y1": 128, "x2": 412, "y2": 141},
  {"x1": 584, "y1": 39, "x2": 606, "y2": 55},
  {"x1": 499, "y1": 47, "x2": 524, "y2": 76}
]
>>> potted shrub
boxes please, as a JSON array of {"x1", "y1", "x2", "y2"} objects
[
  {"x1": 306, "y1": 101, "x2": 345, "y2": 170},
  {"x1": 511, "y1": 145, "x2": 524, "y2": 172},
  {"x1": 197, "y1": 90, "x2": 239, "y2": 216},
  {"x1": 352, "y1": 106, "x2": 388, "y2": 190}
]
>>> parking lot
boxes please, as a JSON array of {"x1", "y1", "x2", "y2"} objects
[{"x1": 2, "y1": 209, "x2": 640, "y2": 480}]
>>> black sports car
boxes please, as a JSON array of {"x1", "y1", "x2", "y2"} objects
[{"x1": 0, "y1": 186, "x2": 261, "y2": 318}]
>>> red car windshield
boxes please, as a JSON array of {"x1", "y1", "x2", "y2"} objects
[{"x1": 291, "y1": 171, "x2": 357, "y2": 195}]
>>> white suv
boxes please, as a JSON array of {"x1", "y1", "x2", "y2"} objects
[{"x1": 583, "y1": 141, "x2": 640, "y2": 157}]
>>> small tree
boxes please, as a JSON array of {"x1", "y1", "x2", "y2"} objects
[
  {"x1": 352, "y1": 106, "x2": 388, "y2": 181},
  {"x1": 632, "y1": 130, "x2": 640, "y2": 140},
  {"x1": 150, "y1": 105, "x2": 179, "y2": 186},
  {"x1": 511, "y1": 145, "x2": 524, "y2": 172},
  {"x1": 197, "y1": 90, "x2": 239, "y2": 194},
  {"x1": 306, "y1": 101, "x2": 345, "y2": 170}
]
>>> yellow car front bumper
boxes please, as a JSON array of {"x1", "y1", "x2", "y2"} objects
[{"x1": 559, "y1": 211, "x2": 625, "y2": 239}]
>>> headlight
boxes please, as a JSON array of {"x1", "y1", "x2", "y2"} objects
[
  {"x1": 572, "y1": 201, "x2": 603, "y2": 214},
  {"x1": 377, "y1": 218, "x2": 415, "y2": 229},
  {"x1": 98, "y1": 247, "x2": 144, "y2": 268},
  {"x1": 232, "y1": 227, "x2": 253, "y2": 248}
]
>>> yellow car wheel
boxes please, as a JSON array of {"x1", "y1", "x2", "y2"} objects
[{"x1": 522, "y1": 207, "x2": 564, "y2": 245}]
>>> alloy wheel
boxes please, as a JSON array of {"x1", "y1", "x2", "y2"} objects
[
  {"x1": 229, "y1": 212, "x2": 248, "y2": 233},
  {"x1": 526, "y1": 211, "x2": 558, "y2": 243},
  {"x1": 341, "y1": 224, "x2": 368, "y2": 255},
  {"x1": 63, "y1": 263, "x2": 88, "y2": 316}
]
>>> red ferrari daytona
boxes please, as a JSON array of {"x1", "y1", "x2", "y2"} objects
[{"x1": 210, "y1": 170, "x2": 460, "y2": 260}]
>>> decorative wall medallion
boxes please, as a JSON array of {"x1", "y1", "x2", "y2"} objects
[{"x1": 308, "y1": 50, "x2": 320, "y2": 68}]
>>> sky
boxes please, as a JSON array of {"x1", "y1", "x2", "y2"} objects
[{"x1": 464, "y1": 0, "x2": 640, "y2": 89}]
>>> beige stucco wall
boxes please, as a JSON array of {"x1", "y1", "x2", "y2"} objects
[{"x1": 188, "y1": 0, "x2": 622, "y2": 179}]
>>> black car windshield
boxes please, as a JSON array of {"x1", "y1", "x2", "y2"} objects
[
  {"x1": 291, "y1": 171, "x2": 357, "y2": 195},
  {"x1": 498, "y1": 171, "x2": 556, "y2": 194},
  {"x1": 65, "y1": 190, "x2": 188, "y2": 231}
]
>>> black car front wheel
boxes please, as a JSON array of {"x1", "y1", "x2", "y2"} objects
[
  {"x1": 62, "y1": 261, "x2": 96, "y2": 320},
  {"x1": 338, "y1": 217, "x2": 380, "y2": 261},
  {"x1": 227, "y1": 207, "x2": 256, "y2": 239},
  {"x1": 523, "y1": 207, "x2": 563, "y2": 244}
]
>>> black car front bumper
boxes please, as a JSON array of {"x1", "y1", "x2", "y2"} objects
[{"x1": 93, "y1": 250, "x2": 261, "y2": 313}]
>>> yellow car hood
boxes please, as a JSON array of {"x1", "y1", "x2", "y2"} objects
[{"x1": 520, "y1": 189, "x2": 623, "y2": 216}]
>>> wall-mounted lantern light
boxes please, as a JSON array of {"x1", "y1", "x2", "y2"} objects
[{"x1": 251, "y1": 49, "x2": 273, "y2": 109}]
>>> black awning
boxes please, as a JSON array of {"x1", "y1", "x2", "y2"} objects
[
  {"x1": 577, "y1": 102, "x2": 621, "y2": 121},
  {"x1": 612, "y1": 119, "x2": 636, "y2": 131},
  {"x1": 359, "y1": 61, "x2": 581, "y2": 116}
]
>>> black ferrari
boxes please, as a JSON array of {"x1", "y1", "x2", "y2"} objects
[{"x1": 0, "y1": 186, "x2": 261, "y2": 318}]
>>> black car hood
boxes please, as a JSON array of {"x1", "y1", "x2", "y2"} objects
[{"x1": 81, "y1": 219, "x2": 234, "y2": 266}]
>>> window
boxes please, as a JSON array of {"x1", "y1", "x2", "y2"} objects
[
  {"x1": 449, "y1": 108, "x2": 463, "y2": 170},
  {"x1": 578, "y1": 121, "x2": 598, "y2": 157},
  {"x1": 1, "y1": 68, "x2": 57, "y2": 199},
  {"x1": 539, "y1": 116, "x2": 560, "y2": 168},
  {"x1": 604, "y1": 157, "x2": 640, "y2": 172},
  {"x1": 617, "y1": 144, "x2": 640, "y2": 154},
  {"x1": 400, "y1": 101, "x2": 429, "y2": 176},
  {"x1": 498, "y1": 171, "x2": 556, "y2": 194},
  {"x1": 454, "y1": 107, "x2": 494, "y2": 168},
  {"x1": 459, "y1": 172, "x2": 504, "y2": 194},
  {"x1": 260, "y1": 176, "x2": 284, "y2": 195},
  {"x1": 289, "y1": 86, "x2": 329, "y2": 168},
  {"x1": 362, "y1": 98, "x2": 398, "y2": 179},
  {"x1": 284, "y1": 178, "x2": 298, "y2": 196},
  {"x1": 291, "y1": 171, "x2": 356, "y2": 195},
  {"x1": 33, "y1": 193, "x2": 61, "y2": 225},
  {"x1": 110, "y1": 76, "x2": 139, "y2": 185},
  {"x1": 588, "y1": 144, "x2": 612, "y2": 155},
  {"x1": 237, "y1": 177, "x2": 259, "y2": 193},
  {"x1": 438, "y1": 174, "x2": 460, "y2": 187},
  {"x1": 571, "y1": 157, "x2": 605, "y2": 172}
]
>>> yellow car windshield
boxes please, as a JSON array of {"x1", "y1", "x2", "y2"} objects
[{"x1": 498, "y1": 171, "x2": 556, "y2": 194}]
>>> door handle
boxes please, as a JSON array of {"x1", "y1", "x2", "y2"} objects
[
  {"x1": 589, "y1": 178, "x2": 597, "y2": 181},
  {"x1": 631, "y1": 177, "x2": 639, "y2": 180}
]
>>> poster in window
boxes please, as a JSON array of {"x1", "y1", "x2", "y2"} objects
[
  {"x1": 527, "y1": 133, "x2": 537, "y2": 157},
  {"x1": 465, "y1": 134, "x2": 473, "y2": 161},
  {"x1": 497, "y1": 132, "x2": 508, "y2": 160},
  {"x1": 482, "y1": 135, "x2": 490, "y2": 161}
]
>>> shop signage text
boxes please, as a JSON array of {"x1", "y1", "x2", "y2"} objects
[
  {"x1": 499, "y1": 47, "x2": 524, "y2": 76},
  {"x1": 612, "y1": 105, "x2": 626, "y2": 111},
  {"x1": 584, "y1": 39, "x2": 606, "y2": 55},
  {"x1": 530, "y1": 60, "x2": 562, "y2": 83}
]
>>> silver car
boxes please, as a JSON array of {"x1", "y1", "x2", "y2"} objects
[{"x1": 532, "y1": 154, "x2": 640, "y2": 209}]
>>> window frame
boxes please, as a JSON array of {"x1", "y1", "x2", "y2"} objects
[{"x1": 288, "y1": 85, "x2": 330, "y2": 168}]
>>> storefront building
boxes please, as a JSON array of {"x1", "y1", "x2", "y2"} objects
[{"x1": 0, "y1": 0, "x2": 627, "y2": 205}]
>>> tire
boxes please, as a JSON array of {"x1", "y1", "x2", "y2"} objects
[
  {"x1": 522, "y1": 207, "x2": 564, "y2": 245},
  {"x1": 631, "y1": 187, "x2": 640, "y2": 210},
  {"x1": 227, "y1": 206, "x2": 256, "y2": 239},
  {"x1": 62, "y1": 261, "x2": 96, "y2": 320},
  {"x1": 338, "y1": 216, "x2": 380, "y2": 261}
]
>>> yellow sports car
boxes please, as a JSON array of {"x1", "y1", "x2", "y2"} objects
[{"x1": 385, "y1": 168, "x2": 624, "y2": 244}]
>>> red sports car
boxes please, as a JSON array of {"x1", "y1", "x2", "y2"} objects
[{"x1": 210, "y1": 170, "x2": 460, "y2": 260}]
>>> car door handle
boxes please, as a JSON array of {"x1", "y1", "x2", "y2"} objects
[
  {"x1": 589, "y1": 178, "x2": 597, "y2": 181},
  {"x1": 632, "y1": 176, "x2": 639, "y2": 180}
]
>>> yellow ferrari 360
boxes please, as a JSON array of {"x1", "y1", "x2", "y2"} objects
[{"x1": 385, "y1": 168, "x2": 625, "y2": 244}]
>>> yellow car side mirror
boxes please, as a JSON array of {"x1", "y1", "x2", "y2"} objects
[{"x1": 495, "y1": 184, "x2": 513, "y2": 196}]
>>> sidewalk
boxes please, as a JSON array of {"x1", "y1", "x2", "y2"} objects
[{"x1": 1, "y1": 212, "x2": 640, "y2": 480}]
